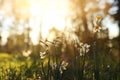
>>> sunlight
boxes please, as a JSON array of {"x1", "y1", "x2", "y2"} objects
[
  {"x1": 29, "y1": 0, "x2": 70, "y2": 42},
  {"x1": 1, "y1": 31, "x2": 9, "y2": 45}
]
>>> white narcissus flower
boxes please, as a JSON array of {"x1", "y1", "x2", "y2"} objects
[
  {"x1": 96, "y1": 16, "x2": 102, "y2": 23},
  {"x1": 51, "y1": 63, "x2": 57, "y2": 70},
  {"x1": 60, "y1": 61, "x2": 68, "y2": 74},
  {"x1": 22, "y1": 50, "x2": 32, "y2": 57},
  {"x1": 51, "y1": 61, "x2": 68, "y2": 74},
  {"x1": 79, "y1": 42, "x2": 83, "y2": 46},
  {"x1": 79, "y1": 43, "x2": 90, "y2": 56},
  {"x1": 61, "y1": 61, "x2": 68, "y2": 70},
  {"x1": 40, "y1": 52, "x2": 46, "y2": 59},
  {"x1": 93, "y1": 16, "x2": 102, "y2": 33},
  {"x1": 93, "y1": 25, "x2": 102, "y2": 33}
]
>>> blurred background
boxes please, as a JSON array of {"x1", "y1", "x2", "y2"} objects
[
  {"x1": 0, "y1": 0, "x2": 119, "y2": 57},
  {"x1": 0, "y1": 0, "x2": 119, "y2": 79}
]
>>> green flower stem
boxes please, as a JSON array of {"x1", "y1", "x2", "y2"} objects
[{"x1": 93, "y1": 41, "x2": 100, "y2": 80}]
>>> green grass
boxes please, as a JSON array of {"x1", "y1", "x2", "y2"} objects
[
  {"x1": 0, "y1": 53, "x2": 34, "y2": 80},
  {"x1": 0, "y1": 53, "x2": 30, "y2": 67},
  {"x1": 0, "y1": 53, "x2": 15, "y2": 66},
  {"x1": 0, "y1": 53, "x2": 12, "y2": 60}
]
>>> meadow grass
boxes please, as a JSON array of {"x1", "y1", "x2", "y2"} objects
[{"x1": 0, "y1": 38, "x2": 119, "y2": 80}]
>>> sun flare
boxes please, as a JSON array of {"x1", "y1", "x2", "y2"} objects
[{"x1": 28, "y1": 0, "x2": 70, "y2": 44}]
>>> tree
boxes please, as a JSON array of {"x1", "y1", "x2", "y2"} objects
[
  {"x1": 114, "y1": 0, "x2": 120, "y2": 40},
  {"x1": 114, "y1": 0, "x2": 120, "y2": 27}
]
